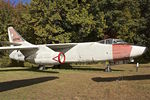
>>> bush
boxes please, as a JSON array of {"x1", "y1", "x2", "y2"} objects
[{"x1": 0, "y1": 56, "x2": 11, "y2": 67}]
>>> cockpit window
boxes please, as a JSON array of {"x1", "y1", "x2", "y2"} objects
[
  {"x1": 99, "y1": 40, "x2": 105, "y2": 44},
  {"x1": 106, "y1": 39, "x2": 113, "y2": 44},
  {"x1": 98, "y1": 39, "x2": 126, "y2": 44},
  {"x1": 115, "y1": 39, "x2": 124, "y2": 43}
]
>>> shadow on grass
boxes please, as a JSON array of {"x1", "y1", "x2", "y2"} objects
[
  {"x1": 0, "y1": 67, "x2": 59, "y2": 74},
  {"x1": 92, "y1": 74, "x2": 150, "y2": 82},
  {"x1": 53, "y1": 66, "x2": 124, "y2": 72},
  {"x1": 0, "y1": 76, "x2": 58, "y2": 92}
]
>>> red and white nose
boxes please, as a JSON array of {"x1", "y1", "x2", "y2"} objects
[{"x1": 130, "y1": 46, "x2": 147, "y2": 57}]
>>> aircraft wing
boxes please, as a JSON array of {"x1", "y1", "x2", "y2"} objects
[
  {"x1": 46, "y1": 43, "x2": 78, "y2": 49},
  {"x1": 0, "y1": 45, "x2": 38, "y2": 50}
]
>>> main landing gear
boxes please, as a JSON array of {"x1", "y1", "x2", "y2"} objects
[
  {"x1": 105, "y1": 61, "x2": 112, "y2": 72},
  {"x1": 38, "y1": 65, "x2": 46, "y2": 70}
]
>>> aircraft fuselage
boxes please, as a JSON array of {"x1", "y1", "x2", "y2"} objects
[{"x1": 9, "y1": 42, "x2": 146, "y2": 65}]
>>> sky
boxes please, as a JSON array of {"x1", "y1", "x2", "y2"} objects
[{"x1": 9, "y1": 0, "x2": 31, "y2": 5}]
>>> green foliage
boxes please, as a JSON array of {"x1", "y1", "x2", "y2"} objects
[
  {"x1": 92, "y1": 0, "x2": 141, "y2": 42},
  {"x1": 0, "y1": 0, "x2": 149, "y2": 43},
  {"x1": 8, "y1": 59, "x2": 24, "y2": 67},
  {"x1": 0, "y1": 1, "x2": 13, "y2": 41},
  {"x1": 0, "y1": 0, "x2": 150, "y2": 62},
  {"x1": 0, "y1": 56, "x2": 11, "y2": 67}
]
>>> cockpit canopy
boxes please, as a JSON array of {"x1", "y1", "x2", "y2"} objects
[{"x1": 98, "y1": 39, "x2": 127, "y2": 44}]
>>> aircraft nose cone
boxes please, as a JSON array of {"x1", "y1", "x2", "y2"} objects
[
  {"x1": 143, "y1": 47, "x2": 147, "y2": 54},
  {"x1": 130, "y1": 46, "x2": 147, "y2": 57}
]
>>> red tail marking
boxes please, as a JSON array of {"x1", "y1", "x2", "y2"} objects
[{"x1": 9, "y1": 28, "x2": 23, "y2": 42}]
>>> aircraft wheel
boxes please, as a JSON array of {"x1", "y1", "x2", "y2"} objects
[
  {"x1": 105, "y1": 66, "x2": 112, "y2": 72},
  {"x1": 38, "y1": 65, "x2": 46, "y2": 70}
]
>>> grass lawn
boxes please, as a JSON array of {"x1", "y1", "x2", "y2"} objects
[{"x1": 0, "y1": 63, "x2": 150, "y2": 100}]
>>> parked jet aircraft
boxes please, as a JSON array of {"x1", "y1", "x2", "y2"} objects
[{"x1": 0, "y1": 27, "x2": 147, "y2": 71}]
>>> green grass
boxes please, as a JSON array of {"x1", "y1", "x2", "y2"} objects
[{"x1": 0, "y1": 64, "x2": 150, "y2": 100}]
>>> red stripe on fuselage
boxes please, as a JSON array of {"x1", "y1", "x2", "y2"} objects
[{"x1": 112, "y1": 44, "x2": 132, "y2": 60}]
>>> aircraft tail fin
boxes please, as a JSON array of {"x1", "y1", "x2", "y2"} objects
[{"x1": 8, "y1": 27, "x2": 31, "y2": 45}]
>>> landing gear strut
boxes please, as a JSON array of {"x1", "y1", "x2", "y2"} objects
[
  {"x1": 38, "y1": 65, "x2": 46, "y2": 70},
  {"x1": 105, "y1": 62, "x2": 112, "y2": 72}
]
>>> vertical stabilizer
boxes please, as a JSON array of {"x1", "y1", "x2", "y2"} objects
[{"x1": 8, "y1": 27, "x2": 32, "y2": 45}]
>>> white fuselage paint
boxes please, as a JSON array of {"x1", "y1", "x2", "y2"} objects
[
  {"x1": 9, "y1": 42, "x2": 146, "y2": 65},
  {"x1": 26, "y1": 45, "x2": 61, "y2": 65},
  {"x1": 9, "y1": 42, "x2": 113, "y2": 64},
  {"x1": 65, "y1": 42, "x2": 113, "y2": 63}
]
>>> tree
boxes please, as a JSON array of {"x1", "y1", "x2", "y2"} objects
[
  {"x1": 0, "y1": 0, "x2": 13, "y2": 41},
  {"x1": 91, "y1": 0, "x2": 142, "y2": 43},
  {"x1": 21, "y1": 0, "x2": 66, "y2": 44},
  {"x1": 21, "y1": 0, "x2": 107, "y2": 43},
  {"x1": 137, "y1": 0, "x2": 150, "y2": 61},
  {"x1": 0, "y1": 0, "x2": 149, "y2": 63},
  {"x1": 0, "y1": 0, "x2": 25, "y2": 66}
]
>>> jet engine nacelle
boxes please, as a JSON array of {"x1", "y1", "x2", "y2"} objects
[
  {"x1": 9, "y1": 50, "x2": 25, "y2": 61},
  {"x1": 52, "y1": 52, "x2": 66, "y2": 64}
]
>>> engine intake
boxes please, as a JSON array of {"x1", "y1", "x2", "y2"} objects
[{"x1": 52, "y1": 52, "x2": 65, "y2": 64}]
